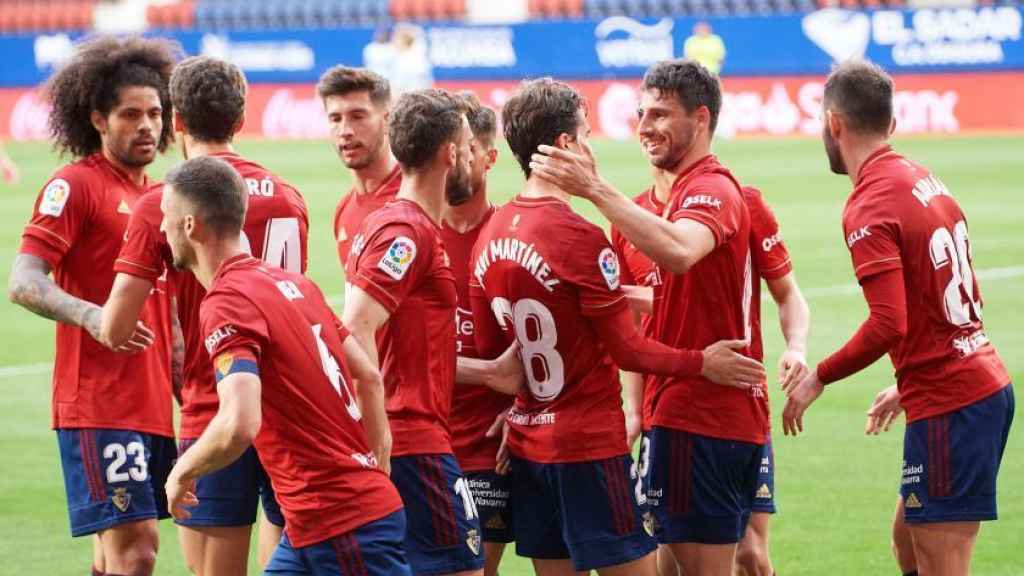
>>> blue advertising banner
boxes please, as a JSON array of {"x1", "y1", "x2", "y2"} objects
[{"x1": 2, "y1": 6, "x2": 1022, "y2": 87}]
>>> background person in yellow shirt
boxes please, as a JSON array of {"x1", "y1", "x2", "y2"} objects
[{"x1": 683, "y1": 21, "x2": 727, "y2": 75}]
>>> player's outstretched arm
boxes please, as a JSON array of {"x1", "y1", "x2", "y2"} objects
[
  {"x1": 98, "y1": 273, "x2": 157, "y2": 353},
  {"x1": 529, "y1": 143, "x2": 713, "y2": 273},
  {"x1": 340, "y1": 332, "x2": 392, "y2": 474},
  {"x1": 766, "y1": 272, "x2": 810, "y2": 389},
  {"x1": 782, "y1": 268, "x2": 908, "y2": 436},
  {"x1": 9, "y1": 253, "x2": 104, "y2": 337},
  {"x1": 166, "y1": 370, "x2": 262, "y2": 520},
  {"x1": 591, "y1": 308, "x2": 765, "y2": 387}
]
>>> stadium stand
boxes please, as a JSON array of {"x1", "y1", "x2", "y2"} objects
[{"x1": 0, "y1": 0, "x2": 1018, "y2": 33}]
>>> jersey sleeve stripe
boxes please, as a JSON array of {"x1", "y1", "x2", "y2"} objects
[
  {"x1": 24, "y1": 224, "x2": 71, "y2": 249},
  {"x1": 113, "y1": 258, "x2": 162, "y2": 276},
  {"x1": 853, "y1": 257, "x2": 903, "y2": 275}
]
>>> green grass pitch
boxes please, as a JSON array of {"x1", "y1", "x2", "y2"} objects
[{"x1": 0, "y1": 135, "x2": 1020, "y2": 575}]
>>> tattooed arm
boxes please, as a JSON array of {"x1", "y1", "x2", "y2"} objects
[
  {"x1": 9, "y1": 253, "x2": 152, "y2": 353},
  {"x1": 170, "y1": 295, "x2": 185, "y2": 405},
  {"x1": 8, "y1": 253, "x2": 103, "y2": 335}
]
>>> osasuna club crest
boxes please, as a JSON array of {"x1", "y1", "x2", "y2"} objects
[
  {"x1": 465, "y1": 528, "x2": 481, "y2": 556},
  {"x1": 112, "y1": 487, "x2": 132, "y2": 512}
]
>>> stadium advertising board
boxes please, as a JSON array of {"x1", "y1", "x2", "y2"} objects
[
  {"x1": 2, "y1": 6, "x2": 1022, "y2": 86},
  {"x1": 2, "y1": 72, "x2": 1021, "y2": 141}
]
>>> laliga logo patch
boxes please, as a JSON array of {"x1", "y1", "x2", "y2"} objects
[
  {"x1": 598, "y1": 248, "x2": 620, "y2": 291},
  {"x1": 378, "y1": 236, "x2": 417, "y2": 280},
  {"x1": 39, "y1": 178, "x2": 71, "y2": 217}
]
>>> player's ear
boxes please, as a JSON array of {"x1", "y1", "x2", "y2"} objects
[
  {"x1": 173, "y1": 111, "x2": 185, "y2": 133},
  {"x1": 444, "y1": 141, "x2": 457, "y2": 168},
  {"x1": 888, "y1": 117, "x2": 896, "y2": 137},
  {"x1": 485, "y1": 147, "x2": 498, "y2": 171},
  {"x1": 90, "y1": 110, "x2": 107, "y2": 135},
  {"x1": 231, "y1": 115, "x2": 245, "y2": 137},
  {"x1": 827, "y1": 110, "x2": 842, "y2": 140},
  {"x1": 554, "y1": 132, "x2": 572, "y2": 150},
  {"x1": 696, "y1": 105, "x2": 711, "y2": 135}
]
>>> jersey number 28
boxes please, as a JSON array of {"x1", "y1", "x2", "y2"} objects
[
  {"x1": 491, "y1": 297, "x2": 565, "y2": 402},
  {"x1": 929, "y1": 220, "x2": 982, "y2": 327}
]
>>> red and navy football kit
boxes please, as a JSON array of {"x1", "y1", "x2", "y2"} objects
[
  {"x1": 442, "y1": 206, "x2": 514, "y2": 545},
  {"x1": 201, "y1": 255, "x2": 409, "y2": 575},
  {"x1": 470, "y1": 196, "x2": 657, "y2": 571},
  {"x1": 334, "y1": 164, "x2": 401, "y2": 267},
  {"x1": 115, "y1": 152, "x2": 309, "y2": 528},
  {"x1": 817, "y1": 147, "x2": 1012, "y2": 523},
  {"x1": 642, "y1": 155, "x2": 765, "y2": 545},
  {"x1": 19, "y1": 154, "x2": 176, "y2": 536},
  {"x1": 346, "y1": 199, "x2": 484, "y2": 575}
]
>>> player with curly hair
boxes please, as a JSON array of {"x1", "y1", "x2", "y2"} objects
[{"x1": 8, "y1": 35, "x2": 181, "y2": 576}]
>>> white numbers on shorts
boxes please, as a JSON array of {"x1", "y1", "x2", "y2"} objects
[
  {"x1": 239, "y1": 217, "x2": 302, "y2": 273},
  {"x1": 454, "y1": 477, "x2": 479, "y2": 520},
  {"x1": 312, "y1": 324, "x2": 362, "y2": 421},
  {"x1": 929, "y1": 220, "x2": 982, "y2": 327},
  {"x1": 490, "y1": 297, "x2": 565, "y2": 402},
  {"x1": 103, "y1": 441, "x2": 148, "y2": 483}
]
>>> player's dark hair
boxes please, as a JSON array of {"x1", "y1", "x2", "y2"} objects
[
  {"x1": 456, "y1": 91, "x2": 497, "y2": 145},
  {"x1": 502, "y1": 78, "x2": 583, "y2": 178},
  {"x1": 316, "y1": 65, "x2": 390, "y2": 106},
  {"x1": 170, "y1": 56, "x2": 247, "y2": 143},
  {"x1": 824, "y1": 60, "x2": 894, "y2": 136},
  {"x1": 642, "y1": 58, "x2": 722, "y2": 135},
  {"x1": 45, "y1": 35, "x2": 179, "y2": 158},
  {"x1": 388, "y1": 89, "x2": 464, "y2": 171},
  {"x1": 165, "y1": 156, "x2": 246, "y2": 237}
]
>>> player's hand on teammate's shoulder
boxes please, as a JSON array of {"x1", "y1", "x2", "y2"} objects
[
  {"x1": 781, "y1": 370, "x2": 825, "y2": 437},
  {"x1": 700, "y1": 339, "x2": 764, "y2": 389},
  {"x1": 529, "y1": 142, "x2": 606, "y2": 201},
  {"x1": 864, "y1": 384, "x2": 902, "y2": 435},
  {"x1": 777, "y1": 348, "x2": 809, "y2": 390}
]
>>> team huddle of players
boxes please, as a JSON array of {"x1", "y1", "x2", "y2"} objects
[{"x1": 9, "y1": 34, "x2": 1013, "y2": 576}]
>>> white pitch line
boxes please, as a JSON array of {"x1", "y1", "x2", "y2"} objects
[{"x1": 3, "y1": 266, "x2": 1022, "y2": 380}]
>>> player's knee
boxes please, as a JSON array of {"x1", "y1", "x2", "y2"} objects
[{"x1": 115, "y1": 522, "x2": 159, "y2": 576}]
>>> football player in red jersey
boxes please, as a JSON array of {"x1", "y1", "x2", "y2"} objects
[
  {"x1": 99, "y1": 55, "x2": 309, "y2": 573},
  {"x1": 471, "y1": 78, "x2": 765, "y2": 576},
  {"x1": 530, "y1": 61, "x2": 768, "y2": 576},
  {"x1": 783, "y1": 60, "x2": 1013, "y2": 576},
  {"x1": 441, "y1": 92, "x2": 508, "y2": 576},
  {"x1": 343, "y1": 89, "x2": 524, "y2": 576},
  {"x1": 8, "y1": 36, "x2": 180, "y2": 576},
  {"x1": 318, "y1": 66, "x2": 402, "y2": 264},
  {"x1": 614, "y1": 170, "x2": 810, "y2": 576},
  {"x1": 159, "y1": 156, "x2": 411, "y2": 576}
]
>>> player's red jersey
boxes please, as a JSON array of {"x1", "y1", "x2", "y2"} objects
[
  {"x1": 114, "y1": 152, "x2": 309, "y2": 438},
  {"x1": 611, "y1": 187, "x2": 665, "y2": 432},
  {"x1": 442, "y1": 206, "x2": 509, "y2": 472},
  {"x1": 201, "y1": 254, "x2": 403, "y2": 548},
  {"x1": 648, "y1": 155, "x2": 766, "y2": 445},
  {"x1": 743, "y1": 186, "x2": 793, "y2": 364},
  {"x1": 836, "y1": 146, "x2": 1008, "y2": 421},
  {"x1": 346, "y1": 198, "x2": 458, "y2": 457},
  {"x1": 470, "y1": 196, "x2": 630, "y2": 464},
  {"x1": 19, "y1": 154, "x2": 174, "y2": 436},
  {"x1": 335, "y1": 164, "x2": 401, "y2": 266}
]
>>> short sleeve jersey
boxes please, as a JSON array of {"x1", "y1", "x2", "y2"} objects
[
  {"x1": 742, "y1": 186, "x2": 793, "y2": 364},
  {"x1": 19, "y1": 154, "x2": 174, "y2": 436},
  {"x1": 610, "y1": 187, "x2": 665, "y2": 432},
  {"x1": 442, "y1": 206, "x2": 509, "y2": 472},
  {"x1": 114, "y1": 152, "x2": 309, "y2": 439},
  {"x1": 841, "y1": 147, "x2": 1008, "y2": 421},
  {"x1": 649, "y1": 155, "x2": 767, "y2": 445},
  {"x1": 345, "y1": 199, "x2": 458, "y2": 457},
  {"x1": 201, "y1": 255, "x2": 403, "y2": 548},
  {"x1": 469, "y1": 196, "x2": 630, "y2": 464},
  {"x1": 335, "y1": 165, "x2": 401, "y2": 267}
]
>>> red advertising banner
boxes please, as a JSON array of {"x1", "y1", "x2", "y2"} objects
[{"x1": 2, "y1": 72, "x2": 1022, "y2": 141}]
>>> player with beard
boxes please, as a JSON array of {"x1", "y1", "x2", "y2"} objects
[
  {"x1": 98, "y1": 55, "x2": 309, "y2": 574},
  {"x1": 441, "y1": 92, "x2": 509, "y2": 576},
  {"x1": 8, "y1": 36, "x2": 179, "y2": 576},
  {"x1": 783, "y1": 60, "x2": 1012, "y2": 576},
  {"x1": 471, "y1": 78, "x2": 765, "y2": 576},
  {"x1": 318, "y1": 66, "x2": 402, "y2": 264},
  {"x1": 158, "y1": 156, "x2": 411, "y2": 576},
  {"x1": 342, "y1": 89, "x2": 523, "y2": 576},
  {"x1": 530, "y1": 60, "x2": 765, "y2": 576}
]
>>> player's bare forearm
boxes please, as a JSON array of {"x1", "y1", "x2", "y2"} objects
[
  {"x1": 8, "y1": 253, "x2": 101, "y2": 333},
  {"x1": 99, "y1": 273, "x2": 154, "y2": 348},
  {"x1": 456, "y1": 344, "x2": 524, "y2": 395},
  {"x1": 173, "y1": 373, "x2": 262, "y2": 482},
  {"x1": 455, "y1": 356, "x2": 499, "y2": 386},
  {"x1": 170, "y1": 297, "x2": 185, "y2": 405},
  {"x1": 768, "y1": 273, "x2": 810, "y2": 355},
  {"x1": 623, "y1": 370, "x2": 645, "y2": 447},
  {"x1": 342, "y1": 335, "x2": 391, "y2": 468}
]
